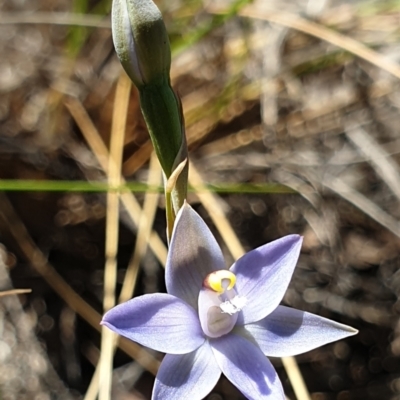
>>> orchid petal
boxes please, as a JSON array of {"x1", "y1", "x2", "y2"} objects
[
  {"x1": 153, "y1": 342, "x2": 221, "y2": 400},
  {"x1": 238, "y1": 305, "x2": 358, "y2": 357},
  {"x1": 211, "y1": 334, "x2": 285, "y2": 400},
  {"x1": 231, "y1": 235, "x2": 302, "y2": 325},
  {"x1": 166, "y1": 203, "x2": 226, "y2": 309},
  {"x1": 101, "y1": 293, "x2": 204, "y2": 354}
]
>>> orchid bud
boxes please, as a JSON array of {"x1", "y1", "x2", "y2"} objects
[
  {"x1": 111, "y1": 0, "x2": 171, "y2": 87},
  {"x1": 112, "y1": 0, "x2": 188, "y2": 219}
]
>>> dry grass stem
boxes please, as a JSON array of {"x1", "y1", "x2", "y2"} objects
[
  {"x1": 323, "y1": 175, "x2": 400, "y2": 238},
  {"x1": 98, "y1": 73, "x2": 131, "y2": 400},
  {"x1": 0, "y1": 193, "x2": 159, "y2": 373},
  {"x1": 223, "y1": 5, "x2": 400, "y2": 81},
  {"x1": 282, "y1": 357, "x2": 311, "y2": 400},
  {"x1": 346, "y1": 126, "x2": 400, "y2": 202},
  {"x1": 0, "y1": 288, "x2": 32, "y2": 297},
  {"x1": 85, "y1": 153, "x2": 161, "y2": 400},
  {"x1": 0, "y1": 12, "x2": 111, "y2": 28},
  {"x1": 189, "y1": 163, "x2": 244, "y2": 260},
  {"x1": 64, "y1": 97, "x2": 167, "y2": 265},
  {"x1": 119, "y1": 152, "x2": 162, "y2": 303},
  {"x1": 122, "y1": 140, "x2": 153, "y2": 176}
]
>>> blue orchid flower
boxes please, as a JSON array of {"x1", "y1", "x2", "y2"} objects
[{"x1": 102, "y1": 203, "x2": 357, "y2": 399}]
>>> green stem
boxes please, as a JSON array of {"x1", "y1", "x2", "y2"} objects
[{"x1": 165, "y1": 190, "x2": 175, "y2": 243}]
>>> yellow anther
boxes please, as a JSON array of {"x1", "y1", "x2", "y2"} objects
[{"x1": 203, "y1": 270, "x2": 236, "y2": 294}]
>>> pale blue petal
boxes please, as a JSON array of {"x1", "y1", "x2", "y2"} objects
[
  {"x1": 239, "y1": 305, "x2": 358, "y2": 357},
  {"x1": 231, "y1": 235, "x2": 302, "y2": 325},
  {"x1": 210, "y1": 334, "x2": 285, "y2": 400},
  {"x1": 101, "y1": 293, "x2": 204, "y2": 354},
  {"x1": 153, "y1": 342, "x2": 221, "y2": 400},
  {"x1": 166, "y1": 203, "x2": 226, "y2": 310}
]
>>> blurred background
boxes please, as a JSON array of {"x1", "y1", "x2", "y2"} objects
[{"x1": 1, "y1": 0, "x2": 400, "y2": 399}]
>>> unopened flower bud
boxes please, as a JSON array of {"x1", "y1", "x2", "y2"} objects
[
  {"x1": 112, "y1": 0, "x2": 188, "y2": 218},
  {"x1": 111, "y1": 0, "x2": 171, "y2": 87}
]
